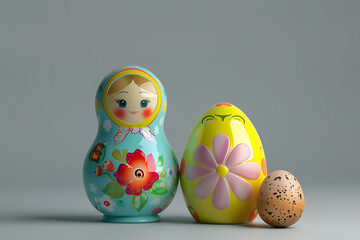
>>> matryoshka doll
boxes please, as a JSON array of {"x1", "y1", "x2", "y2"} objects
[
  {"x1": 180, "y1": 103, "x2": 267, "y2": 224},
  {"x1": 84, "y1": 66, "x2": 179, "y2": 223}
]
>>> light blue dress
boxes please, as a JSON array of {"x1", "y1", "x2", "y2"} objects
[{"x1": 83, "y1": 66, "x2": 179, "y2": 223}]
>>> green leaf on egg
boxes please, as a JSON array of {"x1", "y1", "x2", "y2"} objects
[
  {"x1": 101, "y1": 182, "x2": 124, "y2": 199},
  {"x1": 112, "y1": 149, "x2": 126, "y2": 163},
  {"x1": 131, "y1": 192, "x2": 148, "y2": 213},
  {"x1": 160, "y1": 170, "x2": 166, "y2": 178},
  {"x1": 156, "y1": 155, "x2": 164, "y2": 171},
  {"x1": 149, "y1": 180, "x2": 168, "y2": 197}
]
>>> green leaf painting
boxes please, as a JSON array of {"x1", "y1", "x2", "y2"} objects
[
  {"x1": 149, "y1": 180, "x2": 168, "y2": 197},
  {"x1": 131, "y1": 192, "x2": 148, "y2": 212},
  {"x1": 160, "y1": 170, "x2": 166, "y2": 178},
  {"x1": 156, "y1": 155, "x2": 164, "y2": 171},
  {"x1": 101, "y1": 182, "x2": 124, "y2": 199},
  {"x1": 112, "y1": 149, "x2": 127, "y2": 163}
]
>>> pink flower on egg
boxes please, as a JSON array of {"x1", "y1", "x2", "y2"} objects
[{"x1": 186, "y1": 134, "x2": 261, "y2": 210}]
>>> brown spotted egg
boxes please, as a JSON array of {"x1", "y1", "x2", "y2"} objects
[{"x1": 257, "y1": 170, "x2": 304, "y2": 227}]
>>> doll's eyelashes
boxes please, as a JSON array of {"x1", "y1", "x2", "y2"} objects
[
  {"x1": 140, "y1": 99, "x2": 150, "y2": 108},
  {"x1": 115, "y1": 99, "x2": 127, "y2": 108}
]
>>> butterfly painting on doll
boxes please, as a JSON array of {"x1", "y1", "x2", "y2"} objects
[{"x1": 107, "y1": 75, "x2": 158, "y2": 145}]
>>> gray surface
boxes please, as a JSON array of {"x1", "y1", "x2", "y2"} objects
[
  {"x1": 0, "y1": 187, "x2": 358, "y2": 239},
  {"x1": 1, "y1": 0, "x2": 359, "y2": 238}
]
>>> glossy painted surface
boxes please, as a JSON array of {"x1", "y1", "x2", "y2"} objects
[
  {"x1": 83, "y1": 66, "x2": 179, "y2": 223},
  {"x1": 180, "y1": 103, "x2": 267, "y2": 224}
]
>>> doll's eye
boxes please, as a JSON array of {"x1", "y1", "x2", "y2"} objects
[
  {"x1": 140, "y1": 99, "x2": 150, "y2": 108},
  {"x1": 116, "y1": 99, "x2": 127, "y2": 108}
]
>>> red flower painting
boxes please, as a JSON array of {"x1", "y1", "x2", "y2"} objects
[{"x1": 114, "y1": 149, "x2": 159, "y2": 196}]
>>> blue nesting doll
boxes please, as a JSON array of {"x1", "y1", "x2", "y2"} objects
[{"x1": 83, "y1": 66, "x2": 179, "y2": 223}]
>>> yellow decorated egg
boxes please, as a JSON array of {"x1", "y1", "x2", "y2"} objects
[{"x1": 180, "y1": 103, "x2": 267, "y2": 223}]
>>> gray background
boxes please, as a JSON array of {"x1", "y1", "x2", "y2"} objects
[{"x1": 1, "y1": 0, "x2": 359, "y2": 239}]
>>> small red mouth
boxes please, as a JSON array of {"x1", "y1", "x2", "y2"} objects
[{"x1": 129, "y1": 110, "x2": 139, "y2": 115}]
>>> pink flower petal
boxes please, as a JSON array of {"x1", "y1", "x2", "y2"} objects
[
  {"x1": 227, "y1": 173, "x2": 253, "y2": 201},
  {"x1": 212, "y1": 177, "x2": 231, "y2": 209},
  {"x1": 146, "y1": 154, "x2": 157, "y2": 172},
  {"x1": 230, "y1": 162, "x2": 261, "y2": 180},
  {"x1": 186, "y1": 165, "x2": 215, "y2": 180},
  {"x1": 194, "y1": 145, "x2": 217, "y2": 169},
  {"x1": 194, "y1": 172, "x2": 219, "y2": 199},
  {"x1": 225, "y1": 143, "x2": 251, "y2": 168},
  {"x1": 212, "y1": 134, "x2": 229, "y2": 165}
]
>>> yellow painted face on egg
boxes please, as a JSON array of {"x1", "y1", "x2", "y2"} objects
[{"x1": 180, "y1": 103, "x2": 267, "y2": 224}]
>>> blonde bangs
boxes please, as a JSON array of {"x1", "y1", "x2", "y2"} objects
[{"x1": 108, "y1": 75, "x2": 157, "y2": 95}]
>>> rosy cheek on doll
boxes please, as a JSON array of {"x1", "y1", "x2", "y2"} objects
[
  {"x1": 115, "y1": 108, "x2": 126, "y2": 120},
  {"x1": 142, "y1": 107, "x2": 152, "y2": 119}
]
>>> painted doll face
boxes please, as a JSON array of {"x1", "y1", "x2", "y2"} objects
[{"x1": 107, "y1": 80, "x2": 158, "y2": 124}]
